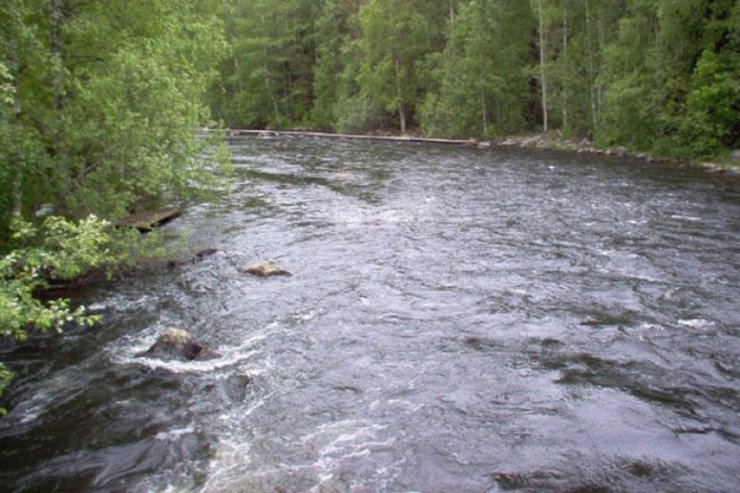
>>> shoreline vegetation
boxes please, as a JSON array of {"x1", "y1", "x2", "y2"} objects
[{"x1": 219, "y1": 128, "x2": 740, "y2": 176}]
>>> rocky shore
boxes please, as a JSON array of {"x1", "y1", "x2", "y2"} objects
[{"x1": 497, "y1": 133, "x2": 740, "y2": 176}]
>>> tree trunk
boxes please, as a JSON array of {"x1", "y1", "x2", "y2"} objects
[
  {"x1": 233, "y1": 56, "x2": 243, "y2": 93},
  {"x1": 260, "y1": 13, "x2": 281, "y2": 128},
  {"x1": 49, "y1": 0, "x2": 65, "y2": 112},
  {"x1": 536, "y1": 0, "x2": 549, "y2": 133},
  {"x1": 10, "y1": 48, "x2": 23, "y2": 220},
  {"x1": 394, "y1": 56, "x2": 407, "y2": 133},
  {"x1": 49, "y1": 0, "x2": 65, "y2": 177},
  {"x1": 480, "y1": 88, "x2": 488, "y2": 136},
  {"x1": 585, "y1": 0, "x2": 598, "y2": 133},
  {"x1": 562, "y1": 0, "x2": 568, "y2": 131}
]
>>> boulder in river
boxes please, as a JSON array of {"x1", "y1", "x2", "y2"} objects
[
  {"x1": 141, "y1": 327, "x2": 219, "y2": 361},
  {"x1": 167, "y1": 248, "x2": 219, "y2": 269},
  {"x1": 238, "y1": 262, "x2": 292, "y2": 277}
]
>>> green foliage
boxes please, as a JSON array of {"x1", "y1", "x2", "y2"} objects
[
  {"x1": 310, "y1": 0, "x2": 351, "y2": 130},
  {"x1": 210, "y1": 0, "x2": 319, "y2": 129},
  {"x1": 0, "y1": 0, "x2": 230, "y2": 227},
  {"x1": 0, "y1": 215, "x2": 112, "y2": 412},
  {"x1": 421, "y1": 0, "x2": 533, "y2": 138},
  {"x1": 678, "y1": 49, "x2": 740, "y2": 157},
  {"x1": 357, "y1": 0, "x2": 432, "y2": 132},
  {"x1": 331, "y1": 35, "x2": 390, "y2": 133},
  {"x1": 597, "y1": 0, "x2": 738, "y2": 158},
  {"x1": 0, "y1": 216, "x2": 111, "y2": 340}
]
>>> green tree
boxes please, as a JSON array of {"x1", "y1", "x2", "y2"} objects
[
  {"x1": 211, "y1": 0, "x2": 320, "y2": 129},
  {"x1": 598, "y1": 0, "x2": 663, "y2": 149},
  {"x1": 598, "y1": 0, "x2": 738, "y2": 157},
  {"x1": 310, "y1": 0, "x2": 357, "y2": 130},
  {"x1": 357, "y1": 0, "x2": 432, "y2": 133},
  {"x1": 679, "y1": 49, "x2": 740, "y2": 157},
  {"x1": 1, "y1": 0, "x2": 230, "y2": 225},
  {"x1": 421, "y1": 0, "x2": 533, "y2": 138}
]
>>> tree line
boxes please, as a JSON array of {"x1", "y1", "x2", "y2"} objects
[{"x1": 210, "y1": 0, "x2": 739, "y2": 159}]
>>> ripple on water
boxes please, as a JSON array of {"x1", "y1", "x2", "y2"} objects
[{"x1": 1, "y1": 137, "x2": 739, "y2": 492}]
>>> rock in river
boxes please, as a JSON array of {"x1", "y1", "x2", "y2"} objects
[
  {"x1": 238, "y1": 262, "x2": 292, "y2": 277},
  {"x1": 141, "y1": 327, "x2": 219, "y2": 361}
]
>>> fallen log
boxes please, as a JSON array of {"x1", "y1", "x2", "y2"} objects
[
  {"x1": 117, "y1": 207, "x2": 182, "y2": 232},
  {"x1": 225, "y1": 129, "x2": 486, "y2": 147}
]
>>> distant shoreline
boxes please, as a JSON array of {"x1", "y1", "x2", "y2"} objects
[{"x1": 211, "y1": 129, "x2": 740, "y2": 176}]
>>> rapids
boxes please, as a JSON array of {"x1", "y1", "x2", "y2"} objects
[{"x1": 1, "y1": 136, "x2": 738, "y2": 492}]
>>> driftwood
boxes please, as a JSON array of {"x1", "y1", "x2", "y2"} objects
[
  {"x1": 226, "y1": 129, "x2": 486, "y2": 147},
  {"x1": 117, "y1": 207, "x2": 182, "y2": 231}
]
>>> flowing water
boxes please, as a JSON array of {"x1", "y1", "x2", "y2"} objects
[{"x1": 1, "y1": 136, "x2": 739, "y2": 492}]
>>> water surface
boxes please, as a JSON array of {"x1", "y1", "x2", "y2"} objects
[{"x1": 1, "y1": 136, "x2": 739, "y2": 492}]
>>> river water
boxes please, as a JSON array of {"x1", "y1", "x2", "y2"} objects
[{"x1": 1, "y1": 136, "x2": 739, "y2": 492}]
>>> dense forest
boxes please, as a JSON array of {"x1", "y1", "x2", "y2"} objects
[
  {"x1": 210, "y1": 0, "x2": 739, "y2": 159},
  {"x1": 0, "y1": 1, "x2": 739, "y2": 404}
]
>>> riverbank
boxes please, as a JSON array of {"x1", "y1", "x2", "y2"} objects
[
  {"x1": 496, "y1": 133, "x2": 740, "y2": 176},
  {"x1": 220, "y1": 129, "x2": 740, "y2": 176}
]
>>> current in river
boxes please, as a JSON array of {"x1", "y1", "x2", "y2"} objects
[{"x1": 1, "y1": 136, "x2": 739, "y2": 492}]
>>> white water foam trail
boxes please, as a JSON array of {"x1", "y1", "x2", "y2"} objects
[
  {"x1": 202, "y1": 419, "x2": 394, "y2": 493},
  {"x1": 106, "y1": 321, "x2": 281, "y2": 374}
]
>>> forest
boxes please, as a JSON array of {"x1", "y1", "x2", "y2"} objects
[
  {"x1": 0, "y1": 1, "x2": 739, "y2": 403},
  {"x1": 210, "y1": 0, "x2": 739, "y2": 158}
]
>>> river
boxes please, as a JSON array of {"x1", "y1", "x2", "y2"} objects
[{"x1": 1, "y1": 136, "x2": 739, "y2": 492}]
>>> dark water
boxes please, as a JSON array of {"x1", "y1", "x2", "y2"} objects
[{"x1": 1, "y1": 136, "x2": 739, "y2": 492}]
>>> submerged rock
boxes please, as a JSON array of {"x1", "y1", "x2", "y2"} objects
[
  {"x1": 167, "y1": 248, "x2": 219, "y2": 269},
  {"x1": 141, "y1": 327, "x2": 219, "y2": 361},
  {"x1": 238, "y1": 262, "x2": 292, "y2": 277}
]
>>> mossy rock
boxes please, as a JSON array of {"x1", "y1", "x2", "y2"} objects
[{"x1": 141, "y1": 327, "x2": 219, "y2": 361}]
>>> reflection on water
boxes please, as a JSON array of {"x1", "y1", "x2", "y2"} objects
[{"x1": 1, "y1": 136, "x2": 739, "y2": 492}]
